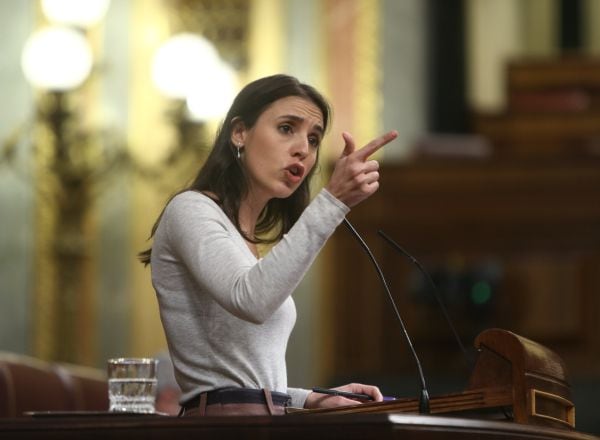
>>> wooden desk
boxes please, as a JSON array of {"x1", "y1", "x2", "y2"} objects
[{"x1": 1, "y1": 413, "x2": 598, "y2": 440}]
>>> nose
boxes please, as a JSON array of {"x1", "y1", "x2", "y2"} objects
[{"x1": 291, "y1": 137, "x2": 310, "y2": 159}]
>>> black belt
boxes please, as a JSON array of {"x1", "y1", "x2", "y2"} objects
[{"x1": 183, "y1": 388, "x2": 291, "y2": 410}]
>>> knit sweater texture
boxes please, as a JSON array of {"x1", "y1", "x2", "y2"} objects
[{"x1": 151, "y1": 188, "x2": 349, "y2": 408}]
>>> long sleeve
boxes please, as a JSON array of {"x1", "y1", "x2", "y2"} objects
[
  {"x1": 151, "y1": 188, "x2": 350, "y2": 404},
  {"x1": 160, "y1": 188, "x2": 349, "y2": 324}
]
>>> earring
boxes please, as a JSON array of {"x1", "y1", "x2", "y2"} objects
[{"x1": 237, "y1": 148, "x2": 241, "y2": 159}]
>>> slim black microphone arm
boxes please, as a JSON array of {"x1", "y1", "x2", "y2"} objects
[
  {"x1": 343, "y1": 218, "x2": 430, "y2": 414},
  {"x1": 377, "y1": 229, "x2": 473, "y2": 369}
]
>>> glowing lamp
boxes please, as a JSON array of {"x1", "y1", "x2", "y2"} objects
[{"x1": 21, "y1": 26, "x2": 93, "y2": 91}]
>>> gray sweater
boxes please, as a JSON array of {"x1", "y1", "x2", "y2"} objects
[{"x1": 150, "y1": 188, "x2": 349, "y2": 408}]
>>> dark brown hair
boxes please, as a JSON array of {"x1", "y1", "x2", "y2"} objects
[{"x1": 138, "y1": 74, "x2": 331, "y2": 265}]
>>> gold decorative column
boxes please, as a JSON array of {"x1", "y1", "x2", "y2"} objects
[
  {"x1": 33, "y1": 92, "x2": 97, "y2": 364},
  {"x1": 23, "y1": 0, "x2": 113, "y2": 365}
]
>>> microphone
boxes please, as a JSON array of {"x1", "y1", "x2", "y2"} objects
[
  {"x1": 377, "y1": 230, "x2": 473, "y2": 369},
  {"x1": 343, "y1": 218, "x2": 430, "y2": 414}
]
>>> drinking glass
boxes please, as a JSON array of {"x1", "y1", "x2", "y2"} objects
[{"x1": 107, "y1": 358, "x2": 158, "y2": 413}]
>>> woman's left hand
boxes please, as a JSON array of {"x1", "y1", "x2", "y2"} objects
[{"x1": 304, "y1": 383, "x2": 383, "y2": 409}]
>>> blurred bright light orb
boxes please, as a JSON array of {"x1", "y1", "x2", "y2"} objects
[
  {"x1": 186, "y1": 61, "x2": 237, "y2": 121},
  {"x1": 21, "y1": 26, "x2": 93, "y2": 91},
  {"x1": 151, "y1": 33, "x2": 221, "y2": 100}
]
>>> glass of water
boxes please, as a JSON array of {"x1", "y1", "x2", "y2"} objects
[{"x1": 107, "y1": 358, "x2": 158, "y2": 413}]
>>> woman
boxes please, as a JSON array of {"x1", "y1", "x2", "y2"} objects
[{"x1": 140, "y1": 74, "x2": 398, "y2": 416}]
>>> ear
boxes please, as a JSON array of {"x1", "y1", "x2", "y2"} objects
[{"x1": 230, "y1": 117, "x2": 247, "y2": 146}]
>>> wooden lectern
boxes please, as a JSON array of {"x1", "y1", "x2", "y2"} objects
[
  {"x1": 1, "y1": 328, "x2": 595, "y2": 440},
  {"x1": 300, "y1": 328, "x2": 576, "y2": 431}
]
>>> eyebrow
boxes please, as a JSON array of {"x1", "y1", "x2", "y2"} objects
[{"x1": 278, "y1": 114, "x2": 324, "y2": 135}]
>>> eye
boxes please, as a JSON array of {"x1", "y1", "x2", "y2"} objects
[
  {"x1": 278, "y1": 124, "x2": 293, "y2": 134},
  {"x1": 308, "y1": 135, "x2": 321, "y2": 148}
]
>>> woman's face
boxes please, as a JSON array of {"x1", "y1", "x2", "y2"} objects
[{"x1": 232, "y1": 96, "x2": 324, "y2": 204}]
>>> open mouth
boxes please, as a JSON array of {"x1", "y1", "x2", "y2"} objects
[{"x1": 286, "y1": 164, "x2": 305, "y2": 179}]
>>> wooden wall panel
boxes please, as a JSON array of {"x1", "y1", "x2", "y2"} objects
[{"x1": 325, "y1": 158, "x2": 600, "y2": 384}]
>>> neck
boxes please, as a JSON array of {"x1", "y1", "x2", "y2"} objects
[{"x1": 238, "y1": 191, "x2": 268, "y2": 239}]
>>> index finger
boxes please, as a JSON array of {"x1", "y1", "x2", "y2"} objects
[{"x1": 354, "y1": 130, "x2": 398, "y2": 161}]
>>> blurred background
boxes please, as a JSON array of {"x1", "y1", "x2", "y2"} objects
[{"x1": 1, "y1": 0, "x2": 599, "y2": 433}]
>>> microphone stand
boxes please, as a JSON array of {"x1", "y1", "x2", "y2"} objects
[
  {"x1": 377, "y1": 230, "x2": 474, "y2": 370},
  {"x1": 343, "y1": 219, "x2": 430, "y2": 414}
]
